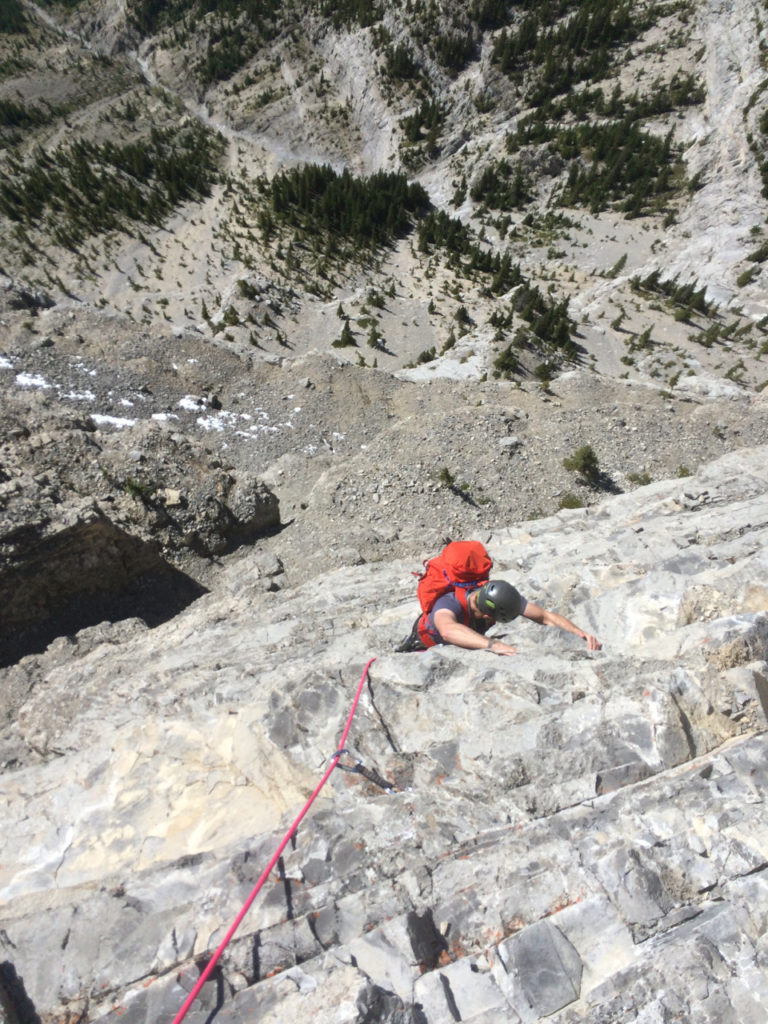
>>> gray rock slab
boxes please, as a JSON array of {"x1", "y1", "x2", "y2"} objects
[
  {"x1": 413, "y1": 954, "x2": 514, "y2": 1022},
  {"x1": 497, "y1": 920, "x2": 582, "y2": 1018}
]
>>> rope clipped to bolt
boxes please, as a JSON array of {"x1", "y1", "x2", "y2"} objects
[
  {"x1": 334, "y1": 748, "x2": 394, "y2": 792},
  {"x1": 170, "y1": 656, "x2": 378, "y2": 1024}
]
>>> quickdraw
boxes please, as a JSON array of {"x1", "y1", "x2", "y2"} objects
[{"x1": 332, "y1": 747, "x2": 394, "y2": 793}]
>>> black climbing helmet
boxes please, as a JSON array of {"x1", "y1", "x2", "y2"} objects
[{"x1": 475, "y1": 580, "x2": 523, "y2": 622}]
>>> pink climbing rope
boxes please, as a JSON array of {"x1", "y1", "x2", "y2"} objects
[{"x1": 170, "y1": 656, "x2": 377, "y2": 1024}]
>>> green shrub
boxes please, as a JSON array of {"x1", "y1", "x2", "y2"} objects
[
  {"x1": 125, "y1": 477, "x2": 155, "y2": 503},
  {"x1": 0, "y1": 0, "x2": 26, "y2": 33},
  {"x1": 385, "y1": 42, "x2": 419, "y2": 81},
  {"x1": 558, "y1": 492, "x2": 585, "y2": 510},
  {"x1": 470, "y1": 160, "x2": 533, "y2": 211},
  {"x1": 433, "y1": 31, "x2": 478, "y2": 74},
  {"x1": 493, "y1": 0, "x2": 649, "y2": 105},
  {"x1": 367, "y1": 325, "x2": 385, "y2": 349},
  {"x1": 0, "y1": 98, "x2": 57, "y2": 130},
  {"x1": 237, "y1": 279, "x2": 258, "y2": 300},
  {"x1": 262, "y1": 164, "x2": 430, "y2": 251},
  {"x1": 737, "y1": 267, "x2": 758, "y2": 287},
  {"x1": 631, "y1": 270, "x2": 714, "y2": 317},
  {"x1": 319, "y1": 0, "x2": 382, "y2": 29},
  {"x1": 332, "y1": 321, "x2": 357, "y2": 347},
  {"x1": 562, "y1": 444, "x2": 601, "y2": 486},
  {"x1": 607, "y1": 253, "x2": 628, "y2": 278},
  {"x1": 493, "y1": 344, "x2": 519, "y2": 378},
  {"x1": 400, "y1": 100, "x2": 445, "y2": 157},
  {"x1": 0, "y1": 124, "x2": 224, "y2": 246},
  {"x1": 747, "y1": 240, "x2": 768, "y2": 263}
]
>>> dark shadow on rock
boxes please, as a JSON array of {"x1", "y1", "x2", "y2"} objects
[
  {"x1": 277, "y1": 856, "x2": 294, "y2": 920},
  {"x1": 203, "y1": 965, "x2": 226, "y2": 1024},
  {"x1": 438, "y1": 975, "x2": 462, "y2": 1023},
  {"x1": 596, "y1": 472, "x2": 623, "y2": 495},
  {"x1": 0, "y1": 516, "x2": 207, "y2": 669},
  {"x1": 406, "y1": 908, "x2": 448, "y2": 972},
  {"x1": 448, "y1": 483, "x2": 480, "y2": 507},
  {"x1": 356, "y1": 982, "x2": 410, "y2": 1024},
  {"x1": 0, "y1": 961, "x2": 42, "y2": 1024},
  {"x1": 242, "y1": 515, "x2": 293, "y2": 541}
]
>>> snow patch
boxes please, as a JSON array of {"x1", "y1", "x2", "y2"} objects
[
  {"x1": 91, "y1": 414, "x2": 136, "y2": 429},
  {"x1": 61, "y1": 390, "x2": 96, "y2": 401},
  {"x1": 179, "y1": 396, "x2": 204, "y2": 411},
  {"x1": 16, "y1": 373, "x2": 51, "y2": 389}
]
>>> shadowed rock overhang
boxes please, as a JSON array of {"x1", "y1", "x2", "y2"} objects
[{"x1": 0, "y1": 511, "x2": 207, "y2": 668}]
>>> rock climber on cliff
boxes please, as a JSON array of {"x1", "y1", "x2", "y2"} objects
[
  {"x1": 426, "y1": 579, "x2": 602, "y2": 656},
  {"x1": 398, "y1": 541, "x2": 602, "y2": 655}
]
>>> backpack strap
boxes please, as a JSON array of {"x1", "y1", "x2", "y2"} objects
[
  {"x1": 417, "y1": 588, "x2": 473, "y2": 648},
  {"x1": 446, "y1": 572, "x2": 484, "y2": 593}
]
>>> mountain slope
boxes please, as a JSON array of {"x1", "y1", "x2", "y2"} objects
[
  {"x1": 2, "y1": 0, "x2": 768, "y2": 588},
  {"x1": 2, "y1": 2, "x2": 768, "y2": 1021}
]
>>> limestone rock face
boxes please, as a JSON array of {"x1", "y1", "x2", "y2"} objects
[{"x1": 1, "y1": 447, "x2": 768, "y2": 1023}]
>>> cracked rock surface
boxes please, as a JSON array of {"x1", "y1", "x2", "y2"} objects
[{"x1": 1, "y1": 446, "x2": 767, "y2": 1022}]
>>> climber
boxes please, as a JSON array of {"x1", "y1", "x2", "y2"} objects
[{"x1": 426, "y1": 579, "x2": 602, "y2": 656}]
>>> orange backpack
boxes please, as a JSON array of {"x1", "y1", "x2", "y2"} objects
[{"x1": 414, "y1": 541, "x2": 493, "y2": 648}]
